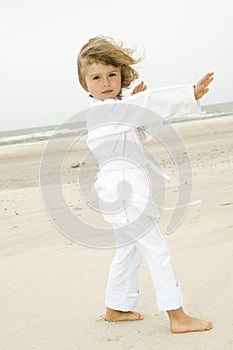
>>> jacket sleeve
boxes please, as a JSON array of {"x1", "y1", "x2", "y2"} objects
[
  {"x1": 124, "y1": 84, "x2": 201, "y2": 118},
  {"x1": 86, "y1": 85, "x2": 201, "y2": 142},
  {"x1": 124, "y1": 85, "x2": 201, "y2": 142}
]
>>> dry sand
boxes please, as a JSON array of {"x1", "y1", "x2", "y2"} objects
[{"x1": 0, "y1": 116, "x2": 233, "y2": 349}]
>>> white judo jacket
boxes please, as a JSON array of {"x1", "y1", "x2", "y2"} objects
[{"x1": 86, "y1": 85, "x2": 201, "y2": 225}]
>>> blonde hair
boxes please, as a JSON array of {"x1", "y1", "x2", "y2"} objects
[{"x1": 77, "y1": 36, "x2": 142, "y2": 96}]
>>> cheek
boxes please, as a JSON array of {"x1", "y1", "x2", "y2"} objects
[
  {"x1": 116, "y1": 79, "x2": 122, "y2": 92},
  {"x1": 85, "y1": 80, "x2": 94, "y2": 92},
  {"x1": 117, "y1": 77, "x2": 122, "y2": 87}
]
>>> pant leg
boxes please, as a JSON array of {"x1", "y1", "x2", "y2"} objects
[
  {"x1": 105, "y1": 242, "x2": 143, "y2": 311},
  {"x1": 105, "y1": 218, "x2": 183, "y2": 312},
  {"x1": 135, "y1": 222, "x2": 183, "y2": 311}
]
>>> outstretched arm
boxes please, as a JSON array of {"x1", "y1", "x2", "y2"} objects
[
  {"x1": 194, "y1": 72, "x2": 214, "y2": 100},
  {"x1": 130, "y1": 73, "x2": 214, "y2": 100},
  {"x1": 122, "y1": 72, "x2": 215, "y2": 131}
]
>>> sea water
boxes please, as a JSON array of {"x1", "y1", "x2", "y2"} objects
[{"x1": 0, "y1": 102, "x2": 233, "y2": 147}]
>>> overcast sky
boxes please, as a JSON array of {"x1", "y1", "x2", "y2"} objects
[{"x1": 1, "y1": 0, "x2": 232, "y2": 131}]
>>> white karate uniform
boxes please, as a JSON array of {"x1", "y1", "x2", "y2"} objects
[{"x1": 86, "y1": 85, "x2": 201, "y2": 311}]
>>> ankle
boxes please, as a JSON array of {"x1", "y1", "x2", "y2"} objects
[
  {"x1": 106, "y1": 307, "x2": 122, "y2": 314},
  {"x1": 167, "y1": 307, "x2": 186, "y2": 320}
]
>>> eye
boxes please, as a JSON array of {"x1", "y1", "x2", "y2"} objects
[
  {"x1": 93, "y1": 76, "x2": 99, "y2": 80},
  {"x1": 109, "y1": 73, "x2": 116, "y2": 77}
]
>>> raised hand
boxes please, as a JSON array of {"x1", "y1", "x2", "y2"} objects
[
  {"x1": 194, "y1": 72, "x2": 214, "y2": 100},
  {"x1": 131, "y1": 81, "x2": 147, "y2": 95}
]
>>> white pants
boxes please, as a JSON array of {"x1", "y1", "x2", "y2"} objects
[{"x1": 105, "y1": 220, "x2": 183, "y2": 312}]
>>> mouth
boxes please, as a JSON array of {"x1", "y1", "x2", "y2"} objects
[{"x1": 102, "y1": 90, "x2": 113, "y2": 94}]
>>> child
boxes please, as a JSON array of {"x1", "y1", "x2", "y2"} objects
[{"x1": 77, "y1": 35, "x2": 214, "y2": 333}]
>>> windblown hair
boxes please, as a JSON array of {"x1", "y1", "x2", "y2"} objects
[{"x1": 77, "y1": 36, "x2": 142, "y2": 96}]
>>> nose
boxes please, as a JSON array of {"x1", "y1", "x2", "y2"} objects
[{"x1": 103, "y1": 77, "x2": 110, "y2": 87}]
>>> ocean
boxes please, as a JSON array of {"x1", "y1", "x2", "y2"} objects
[{"x1": 1, "y1": 101, "x2": 233, "y2": 147}]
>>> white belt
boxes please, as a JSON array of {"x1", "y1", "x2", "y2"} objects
[{"x1": 93, "y1": 157, "x2": 201, "y2": 210}]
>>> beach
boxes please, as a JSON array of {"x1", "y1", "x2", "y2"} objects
[{"x1": 1, "y1": 115, "x2": 233, "y2": 349}]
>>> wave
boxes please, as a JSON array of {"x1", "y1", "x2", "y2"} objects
[
  {"x1": 0, "y1": 122, "x2": 87, "y2": 146},
  {"x1": 1, "y1": 102, "x2": 233, "y2": 146}
]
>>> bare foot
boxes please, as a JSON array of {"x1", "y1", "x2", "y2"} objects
[
  {"x1": 104, "y1": 307, "x2": 144, "y2": 322},
  {"x1": 167, "y1": 307, "x2": 213, "y2": 333}
]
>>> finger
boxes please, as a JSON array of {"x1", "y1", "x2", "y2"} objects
[
  {"x1": 141, "y1": 82, "x2": 147, "y2": 91},
  {"x1": 206, "y1": 76, "x2": 214, "y2": 86},
  {"x1": 203, "y1": 72, "x2": 214, "y2": 80},
  {"x1": 199, "y1": 72, "x2": 214, "y2": 86},
  {"x1": 204, "y1": 74, "x2": 214, "y2": 85},
  {"x1": 197, "y1": 72, "x2": 211, "y2": 85}
]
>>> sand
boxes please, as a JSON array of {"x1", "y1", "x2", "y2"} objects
[{"x1": 0, "y1": 116, "x2": 233, "y2": 349}]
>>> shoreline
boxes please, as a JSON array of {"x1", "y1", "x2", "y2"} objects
[
  {"x1": 1, "y1": 115, "x2": 233, "y2": 191},
  {"x1": 1, "y1": 112, "x2": 233, "y2": 149}
]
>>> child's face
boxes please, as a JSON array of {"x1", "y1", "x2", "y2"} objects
[{"x1": 84, "y1": 63, "x2": 122, "y2": 100}]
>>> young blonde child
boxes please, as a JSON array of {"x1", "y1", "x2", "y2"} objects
[{"x1": 77, "y1": 35, "x2": 214, "y2": 333}]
